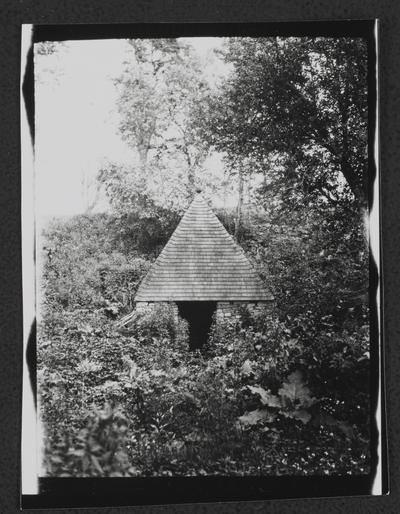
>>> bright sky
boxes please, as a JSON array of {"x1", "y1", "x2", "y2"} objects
[{"x1": 34, "y1": 37, "x2": 229, "y2": 220}]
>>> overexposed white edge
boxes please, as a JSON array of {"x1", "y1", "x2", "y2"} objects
[
  {"x1": 371, "y1": 19, "x2": 385, "y2": 496},
  {"x1": 18, "y1": 24, "x2": 385, "y2": 497},
  {"x1": 21, "y1": 24, "x2": 39, "y2": 496}
]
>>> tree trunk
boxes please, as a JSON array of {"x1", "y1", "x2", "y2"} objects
[
  {"x1": 234, "y1": 167, "x2": 244, "y2": 239},
  {"x1": 187, "y1": 166, "x2": 196, "y2": 199},
  {"x1": 137, "y1": 144, "x2": 150, "y2": 191}
]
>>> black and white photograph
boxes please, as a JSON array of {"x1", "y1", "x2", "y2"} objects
[{"x1": 20, "y1": 21, "x2": 385, "y2": 506}]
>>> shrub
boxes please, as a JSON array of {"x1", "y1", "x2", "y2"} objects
[
  {"x1": 120, "y1": 304, "x2": 189, "y2": 348},
  {"x1": 40, "y1": 215, "x2": 152, "y2": 313},
  {"x1": 44, "y1": 404, "x2": 138, "y2": 477}
]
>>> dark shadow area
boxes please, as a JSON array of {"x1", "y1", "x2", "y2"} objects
[{"x1": 176, "y1": 301, "x2": 216, "y2": 349}]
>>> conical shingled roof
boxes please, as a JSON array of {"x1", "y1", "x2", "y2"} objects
[{"x1": 135, "y1": 194, "x2": 273, "y2": 302}]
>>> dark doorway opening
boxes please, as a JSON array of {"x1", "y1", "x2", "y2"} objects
[{"x1": 176, "y1": 301, "x2": 216, "y2": 349}]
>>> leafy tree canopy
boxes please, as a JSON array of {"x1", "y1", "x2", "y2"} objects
[
  {"x1": 201, "y1": 37, "x2": 368, "y2": 210},
  {"x1": 100, "y1": 38, "x2": 213, "y2": 215}
]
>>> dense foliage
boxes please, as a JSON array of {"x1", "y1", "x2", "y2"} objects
[
  {"x1": 201, "y1": 37, "x2": 368, "y2": 209},
  {"x1": 38, "y1": 205, "x2": 370, "y2": 477}
]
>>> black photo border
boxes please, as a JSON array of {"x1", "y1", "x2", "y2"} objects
[{"x1": 20, "y1": 20, "x2": 387, "y2": 510}]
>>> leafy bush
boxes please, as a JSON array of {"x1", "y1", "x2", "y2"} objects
[
  {"x1": 44, "y1": 404, "x2": 138, "y2": 477},
  {"x1": 120, "y1": 303, "x2": 188, "y2": 347},
  {"x1": 40, "y1": 215, "x2": 151, "y2": 314}
]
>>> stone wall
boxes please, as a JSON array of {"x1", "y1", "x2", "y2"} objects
[
  {"x1": 135, "y1": 301, "x2": 180, "y2": 321},
  {"x1": 215, "y1": 301, "x2": 274, "y2": 321},
  {"x1": 216, "y1": 301, "x2": 240, "y2": 321},
  {"x1": 135, "y1": 301, "x2": 151, "y2": 312},
  {"x1": 135, "y1": 301, "x2": 274, "y2": 323}
]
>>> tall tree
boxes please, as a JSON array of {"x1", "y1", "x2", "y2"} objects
[
  {"x1": 202, "y1": 37, "x2": 368, "y2": 211},
  {"x1": 107, "y1": 38, "x2": 211, "y2": 212}
]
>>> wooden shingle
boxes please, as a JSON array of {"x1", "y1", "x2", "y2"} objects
[{"x1": 135, "y1": 194, "x2": 273, "y2": 302}]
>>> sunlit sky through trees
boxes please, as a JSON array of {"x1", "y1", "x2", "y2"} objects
[{"x1": 34, "y1": 37, "x2": 231, "y2": 220}]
